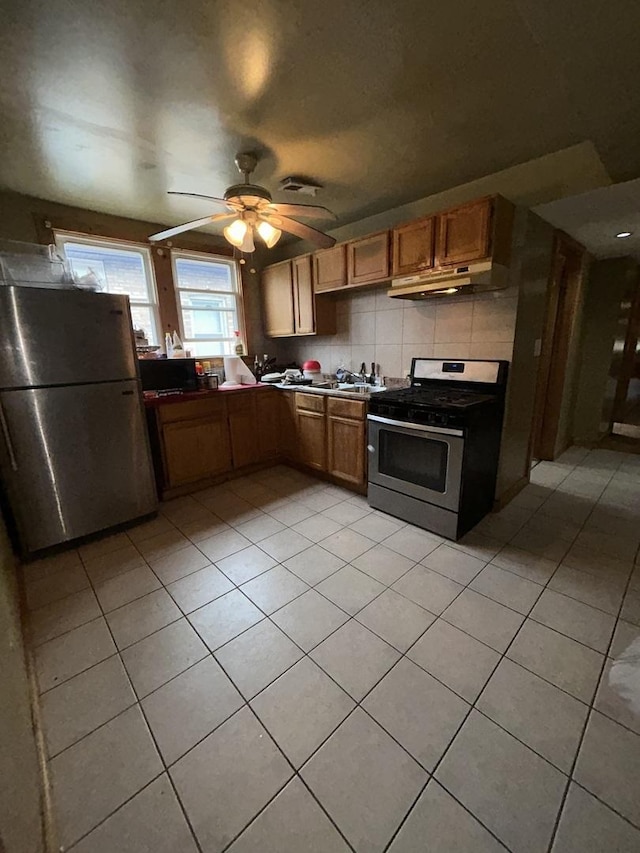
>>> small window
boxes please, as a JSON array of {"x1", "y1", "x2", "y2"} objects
[
  {"x1": 172, "y1": 250, "x2": 244, "y2": 357},
  {"x1": 55, "y1": 232, "x2": 160, "y2": 344}
]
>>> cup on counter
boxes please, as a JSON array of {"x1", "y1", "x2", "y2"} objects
[{"x1": 206, "y1": 374, "x2": 219, "y2": 390}]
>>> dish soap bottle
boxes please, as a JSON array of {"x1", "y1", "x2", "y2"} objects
[
  {"x1": 164, "y1": 331, "x2": 173, "y2": 358},
  {"x1": 234, "y1": 330, "x2": 244, "y2": 356},
  {"x1": 172, "y1": 330, "x2": 184, "y2": 357}
]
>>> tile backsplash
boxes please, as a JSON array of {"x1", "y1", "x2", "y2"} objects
[{"x1": 277, "y1": 284, "x2": 517, "y2": 380}]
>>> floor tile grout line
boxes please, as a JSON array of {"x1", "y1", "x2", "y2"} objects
[
  {"x1": 29, "y1": 458, "x2": 640, "y2": 850},
  {"x1": 382, "y1": 491, "x2": 604, "y2": 853},
  {"x1": 544, "y1": 546, "x2": 639, "y2": 852},
  {"x1": 68, "y1": 550, "x2": 207, "y2": 853},
  {"x1": 201, "y1": 651, "x2": 360, "y2": 853}
]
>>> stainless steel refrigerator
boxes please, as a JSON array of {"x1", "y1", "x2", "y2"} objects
[{"x1": 0, "y1": 285, "x2": 158, "y2": 554}]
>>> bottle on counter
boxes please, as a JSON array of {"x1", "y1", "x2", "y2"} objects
[
  {"x1": 171, "y1": 331, "x2": 185, "y2": 357},
  {"x1": 164, "y1": 332, "x2": 173, "y2": 358},
  {"x1": 234, "y1": 330, "x2": 244, "y2": 356}
]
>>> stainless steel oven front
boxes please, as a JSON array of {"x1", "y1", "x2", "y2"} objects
[{"x1": 367, "y1": 414, "x2": 465, "y2": 513}]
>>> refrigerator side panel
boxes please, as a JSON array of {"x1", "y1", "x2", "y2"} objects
[
  {"x1": 0, "y1": 382, "x2": 157, "y2": 553},
  {"x1": 0, "y1": 287, "x2": 138, "y2": 388}
]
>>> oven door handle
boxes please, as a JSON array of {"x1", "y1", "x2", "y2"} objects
[{"x1": 367, "y1": 414, "x2": 464, "y2": 437}]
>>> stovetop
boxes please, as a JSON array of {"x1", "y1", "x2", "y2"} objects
[{"x1": 370, "y1": 385, "x2": 497, "y2": 410}]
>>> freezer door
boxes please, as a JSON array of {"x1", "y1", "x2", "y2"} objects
[
  {"x1": 0, "y1": 287, "x2": 137, "y2": 388},
  {"x1": 0, "y1": 381, "x2": 157, "y2": 553}
]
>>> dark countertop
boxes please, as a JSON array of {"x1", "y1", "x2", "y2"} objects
[
  {"x1": 143, "y1": 383, "x2": 273, "y2": 408},
  {"x1": 143, "y1": 382, "x2": 385, "y2": 408}
]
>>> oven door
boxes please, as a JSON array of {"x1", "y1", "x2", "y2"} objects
[{"x1": 367, "y1": 415, "x2": 464, "y2": 512}]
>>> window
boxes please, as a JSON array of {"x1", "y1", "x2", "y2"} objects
[
  {"x1": 172, "y1": 250, "x2": 243, "y2": 357},
  {"x1": 55, "y1": 232, "x2": 160, "y2": 344}
]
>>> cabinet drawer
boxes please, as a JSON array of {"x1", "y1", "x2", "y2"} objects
[
  {"x1": 295, "y1": 392, "x2": 326, "y2": 413},
  {"x1": 327, "y1": 397, "x2": 366, "y2": 420},
  {"x1": 159, "y1": 397, "x2": 226, "y2": 424}
]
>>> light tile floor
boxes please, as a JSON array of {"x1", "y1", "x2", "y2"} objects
[{"x1": 23, "y1": 448, "x2": 640, "y2": 852}]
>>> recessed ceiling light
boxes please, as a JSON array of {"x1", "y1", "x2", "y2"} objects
[{"x1": 615, "y1": 231, "x2": 633, "y2": 238}]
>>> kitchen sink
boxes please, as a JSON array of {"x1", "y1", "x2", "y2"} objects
[{"x1": 337, "y1": 383, "x2": 385, "y2": 394}]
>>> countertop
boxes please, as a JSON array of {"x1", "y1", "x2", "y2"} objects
[{"x1": 143, "y1": 382, "x2": 386, "y2": 407}]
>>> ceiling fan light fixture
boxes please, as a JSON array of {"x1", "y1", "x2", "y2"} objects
[
  {"x1": 223, "y1": 217, "x2": 248, "y2": 247},
  {"x1": 257, "y1": 219, "x2": 282, "y2": 248}
]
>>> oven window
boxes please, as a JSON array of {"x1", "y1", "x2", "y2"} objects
[{"x1": 379, "y1": 430, "x2": 449, "y2": 492}]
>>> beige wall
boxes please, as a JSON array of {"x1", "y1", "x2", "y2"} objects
[
  {"x1": 496, "y1": 211, "x2": 556, "y2": 495},
  {"x1": 0, "y1": 189, "x2": 268, "y2": 357},
  {"x1": 573, "y1": 258, "x2": 640, "y2": 443},
  {"x1": 0, "y1": 514, "x2": 45, "y2": 853},
  {"x1": 277, "y1": 284, "x2": 517, "y2": 382},
  {"x1": 268, "y1": 142, "x2": 610, "y2": 262}
]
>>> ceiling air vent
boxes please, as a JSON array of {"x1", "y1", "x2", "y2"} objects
[{"x1": 279, "y1": 176, "x2": 322, "y2": 196}]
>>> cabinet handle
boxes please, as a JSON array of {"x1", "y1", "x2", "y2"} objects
[{"x1": 0, "y1": 403, "x2": 18, "y2": 471}]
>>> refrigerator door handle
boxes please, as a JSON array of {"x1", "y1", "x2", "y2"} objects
[{"x1": 0, "y1": 403, "x2": 18, "y2": 471}]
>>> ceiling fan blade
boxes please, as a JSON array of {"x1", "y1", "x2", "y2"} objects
[
  {"x1": 149, "y1": 215, "x2": 226, "y2": 242},
  {"x1": 265, "y1": 214, "x2": 336, "y2": 248},
  {"x1": 266, "y1": 202, "x2": 337, "y2": 221},
  {"x1": 168, "y1": 191, "x2": 230, "y2": 208}
]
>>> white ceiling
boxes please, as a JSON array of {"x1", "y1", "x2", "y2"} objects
[
  {"x1": 535, "y1": 179, "x2": 640, "y2": 261},
  {"x1": 1, "y1": 0, "x2": 640, "y2": 236}
]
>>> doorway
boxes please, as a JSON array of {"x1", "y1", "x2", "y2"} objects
[
  {"x1": 609, "y1": 273, "x2": 640, "y2": 441},
  {"x1": 531, "y1": 232, "x2": 588, "y2": 460}
]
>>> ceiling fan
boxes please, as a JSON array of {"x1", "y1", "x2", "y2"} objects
[{"x1": 149, "y1": 152, "x2": 337, "y2": 251}]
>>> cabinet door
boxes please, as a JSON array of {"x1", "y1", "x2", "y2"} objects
[
  {"x1": 314, "y1": 245, "x2": 346, "y2": 292},
  {"x1": 292, "y1": 255, "x2": 315, "y2": 335},
  {"x1": 278, "y1": 392, "x2": 298, "y2": 460},
  {"x1": 297, "y1": 410, "x2": 326, "y2": 471},
  {"x1": 262, "y1": 262, "x2": 295, "y2": 336},
  {"x1": 327, "y1": 416, "x2": 366, "y2": 487},
  {"x1": 347, "y1": 232, "x2": 390, "y2": 286},
  {"x1": 228, "y1": 396, "x2": 259, "y2": 469},
  {"x1": 392, "y1": 218, "x2": 435, "y2": 276},
  {"x1": 256, "y1": 391, "x2": 280, "y2": 461},
  {"x1": 436, "y1": 199, "x2": 492, "y2": 267},
  {"x1": 163, "y1": 416, "x2": 231, "y2": 487}
]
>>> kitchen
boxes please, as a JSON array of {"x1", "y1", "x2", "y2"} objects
[{"x1": 1, "y1": 2, "x2": 640, "y2": 852}]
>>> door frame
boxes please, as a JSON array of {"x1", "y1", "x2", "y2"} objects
[{"x1": 530, "y1": 232, "x2": 588, "y2": 461}]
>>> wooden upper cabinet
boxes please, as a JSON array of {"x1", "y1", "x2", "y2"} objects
[
  {"x1": 314, "y1": 245, "x2": 346, "y2": 292},
  {"x1": 347, "y1": 231, "x2": 390, "y2": 286},
  {"x1": 262, "y1": 261, "x2": 295, "y2": 337},
  {"x1": 435, "y1": 198, "x2": 492, "y2": 267},
  {"x1": 292, "y1": 255, "x2": 315, "y2": 335},
  {"x1": 392, "y1": 217, "x2": 436, "y2": 277}
]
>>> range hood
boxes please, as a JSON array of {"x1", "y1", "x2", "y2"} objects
[{"x1": 387, "y1": 260, "x2": 509, "y2": 300}]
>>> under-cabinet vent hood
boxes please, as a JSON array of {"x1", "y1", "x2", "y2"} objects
[{"x1": 388, "y1": 260, "x2": 509, "y2": 300}]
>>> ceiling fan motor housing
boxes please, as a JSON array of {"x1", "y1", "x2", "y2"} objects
[{"x1": 224, "y1": 183, "x2": 272, "y2": 207}]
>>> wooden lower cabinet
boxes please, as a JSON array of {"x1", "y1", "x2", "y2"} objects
[
  {"x1": 327, "y1": 397, "x2": 367, "y2": 488},
  {"x1": 227, "y1": 396, "x2": 259, "y2": 469},
  {"x1": 278, "y1": 391, "x2": 298, "y2": 461},
  {"x1": 162, "y1": 415, "x2": 231, "y2": 488},
  {"x1": 327, "y1": 416, "x2": 366, "y2": 487},
  {"x1": 297, "y1": 409, "x2": 326, "y2": 471},
  {"x1": 153, "y1": 388, "x2": 367, "y2": 497},
  {"x1": 256, "y1": 390, "x2": 280, "y2": 461}
]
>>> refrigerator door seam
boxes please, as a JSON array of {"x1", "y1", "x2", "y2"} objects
[{"x1": 0, "y1": 402, "x2": 18, "y2": 471}]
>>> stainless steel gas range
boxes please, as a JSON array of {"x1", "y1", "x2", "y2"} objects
[{"x1": 367, "y1": 358, "x2": 509, "y2": 540}]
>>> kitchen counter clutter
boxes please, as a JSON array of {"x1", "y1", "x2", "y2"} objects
[{"x1": 145, "y1": 383, "x2": 370, "y2": 498}]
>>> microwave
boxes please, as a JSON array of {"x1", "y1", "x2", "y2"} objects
[{"x1": 138, "y1": 358, "x2": 198, "y2": 392}]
